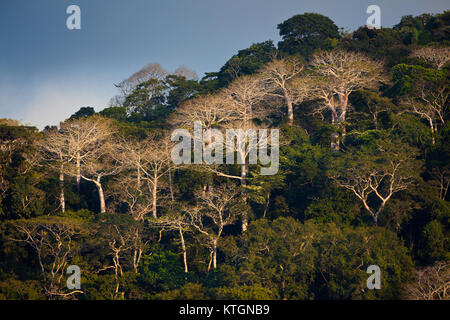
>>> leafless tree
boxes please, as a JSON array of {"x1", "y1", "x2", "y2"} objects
[
  {"x1": 115, "y1": 63, "x2": 168, "y2": 97},
  {"x1": 403, "y1": 261, "x2": 450, "y2": 300},
  {"x1": 402, "y1": 79, "x2": 447, "y2": 145},
  {"x1": 116, "y1": 134, "x2": 175, "y2": 218},
  {"x1": 97, "y1": 223, "x2": 144, "y2": 299},
  {"x1": 430, "y1": 166, "x2": 450, "y2": 201},
  {"x1": 77, "y1": 140, "x2": 123, "y2": 213},
  {"x1": 261, "y1": 56, "x2": 310, "y2": 125},
  {"x1": 310, "y1": 49, "x2": 386, "y2": 150},
  {"x1": 37, "y1": 128, "x2": 70, "y2": 212},
  {"x1": 173, "y1": 65, "x2": 198, "y2": 80},
  {"x1": 57, "y1": 116, "x2": 114, "y2": 193},
  {"x1": 329, "y1": 141, "x2": 419, "y2": 224},
  {"x1": 411, "y1": 47, "x2": 450, "y2": 70},
  {"x1": 185, "y1": 185, "x2": 244, "y2": 271},
  {"x1": 170, "y1": 93, "x2": 239, "y2": 130},
  {"x1": 12, "y1": 217, "x2": 84, "y2": 299},
  {"x1": 220, "y1": 75, "x2": 272, "y2": 232},
  {"x1": 149, "y1": 211, "x2": 191, "y2": 273}
]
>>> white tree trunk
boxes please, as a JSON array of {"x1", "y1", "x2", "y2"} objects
[{"x1": 59, "y1": 163, "x2": 65, "y2": 213}]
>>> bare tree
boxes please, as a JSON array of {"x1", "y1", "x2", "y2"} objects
[
  {"x1": 38, "y1": 127, "x2": 70, "y2": 212},
  {"x1": 186, "y1": 185, "x2": 244, "y2": 271},
  {"x1": 220, "y1": 75, "x2": 271, "y2": 232},
  {"x1": 12, "y1": 217, "x2": 84, "y2": 299},
  {"x1": 430, "y1": 166, "x2": 450, "y2": 201},
  {"x1": 411, "y1": 47, "x2": 450, "y2": 70},
  {"x1": 402, "y1": 78, "x2": 447, "y2": 145},
  {"x1": 115, "y1": 63, "x2": 168, "y2": 97},
  {"x1": 329, "y1": 140, "x2": 420, "y2": 224},
  {"x1": 171, "y1": 75, "x2": 276, "y2": 232},
  {"x1": 261, "y1": 56, "x2": 309, "y2": 125},
  {"x1": 117, "y1": 134, "x2": 175, "y2": 218},
  {"x1": 58, "y1": 116, "x2": 114, "y2": 194},
  {"x1": 403, "y1": 261, "x2": 450, "y2": 300},
  {"x1": 149, "y1": 211, "x2": 191, "y2": 273},
  {"x1": 310, "y1": 49, "x2": 386, "y2": 150},
  {"x1": 97, "y1": 223, "x2": 143, "y2": 299},
  {"x1": 170, "y1": 93, "x2": 239, "y2": 130},
  {"x1": 77, "y1": 140, "x2": 123, "y2": 213},
  {"x1": 173, "y1": 65, "x2": 198, "y2": 80}
]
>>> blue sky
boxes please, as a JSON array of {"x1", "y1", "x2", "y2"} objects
[{"x1": 0, "y1": 0, "x2": 448, "y2": 129}]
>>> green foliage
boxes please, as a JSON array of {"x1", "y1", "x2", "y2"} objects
[
  {"x1": 215, "y1": 284, "x2": 275, "y2": 300},
  {"x1": 278, "y1": 13, "x2": 340, "y2": 57},
  {"x1": 69, "y1": 107, "x2": 95, "y2": 120},
  {"x1": 217, "y1": 41, "x2": 277, "y2": 87},
  {"x1": 139, "y1": 249, "x2": 186, "y2": 292}
]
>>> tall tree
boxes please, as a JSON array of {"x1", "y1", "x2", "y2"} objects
[
  {"x1": 277, "y1": 13, "x2": 339, "y2": 57},
  {"x1": 186, "y1": 185, "x2": 244, "y2": 271},
  {"x1": 260, "y1": 56, "x2": 310, "y2": 125},
  {"x1": 328, "y1": 138, "x2": 421, "y2": 224},
  {"x1": 310, "y1": 49, "x2": 386, "y2": 150}
]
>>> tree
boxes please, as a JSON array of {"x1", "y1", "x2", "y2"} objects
[
  {"x1": 77, "y1": 140, "x2": 123, "y2": 213},
  {"x1": 411, "y1": 47, "x2": 450, "y2": 69},
  {"x1": 123, "y1": 78, "x2": 168, "y2": 123},
  {"x1": 170, "y1": 93, "x2": 238, "y2": 130},
  {"x1": 403, "y1": 261, "x2": 450, "y2": 300},
  {"x1": 173, "y1": 66, "x2": 198, "y2": 80},
  {"x1": 260, "y1": 56, "x2": 310, "y2": 125},
  {"x1": 11, "y1": 216, "x2": 85, "y2": 299},
  {"x1": 115, "y1": 62, "x2": 168, "y2": 99},
  {"x1": 38, "y1": 127, "x2": 69, "y2": 212},
  {"x1": 94, "y1": 213, "x2": 147, "y2": 298},
  {"x1": 328, "y1": 138, "x2": 421, "y2": 224},
  {"x1": 186, "y1": 185, "x2": 243, "y2": 271},
  {"x1": 217, "y1": 41, "x2": 277, "y2": 87},
  {"x1": 277, "y1": 13, "x2": 339, "y2": 57},
  {"x1": 57, "y1": 116, "x2": 114, "y2": 196},
  {"x1": 219, "y1": 75, "x2": 272, "y2": 232},
  {"x1": 69, "y1": 107, "x2": 95, "y2": 120},
  {"x1": 149, "y1": 210, "x2": 191, "y2": 273},
  {"x1": 397, "y1": 65, "x2": 448, "y2": 144},
  {"x1": 165, "y1": 74, "x2": 202, "y2": 110},
  {"x1": 54, "y1": 116, "x2": 119, "y2": 213},
  {"x1": 310, "y1": 49, "x2": 386, "y2": 149},
  {"x1": 117, "y1": 134, "x2": 175, "y2": 218}
]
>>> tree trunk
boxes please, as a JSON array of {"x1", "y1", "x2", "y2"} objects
[
  {"x1": 283, "y1": 88, "x2": 294, "y2": 125},
  {"x1": 241, "y1": 163, "x2": 248, "y2": 233},
  {"x1": 95, "y1": 178, "x2": 106, "y2": 213},
  {"x1": 429, "y1": 118, "x2": 436, "y2": 145},
  {"x1": 213, "y1": 242, "x2": 217, "y2": 270},
  {"x1": 331, "y1": 112, "x2": 340, "y2": 151},
  {"x1": 59, "y1": 163, "x2": 65, "y2": 213},
  {"x1": 179, "y1": 228, "x2": 188, "y2": 273},
  {"x1": 152, "y1": 177, "x2": 158, "y2": 218},
  {"x1": 76, "y1": 153, "x2": 81, "y2": 192}
]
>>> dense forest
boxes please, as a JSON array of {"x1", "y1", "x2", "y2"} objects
[{"x1": 0, "y1": 11, "x2": 449, "y2": 300}]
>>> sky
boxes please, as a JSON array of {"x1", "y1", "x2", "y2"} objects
[{"x1": 0, "y1": 0, "x2": 449, "y2": 130}]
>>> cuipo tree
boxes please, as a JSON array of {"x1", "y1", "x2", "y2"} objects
[
  {"x1": 261, "y1": 56, "x2": 311, "y2": 125},
  {"x1": 186, "y1": 185, "x2": 244, "y2": 272},
  {"x1": 410, "y1": 47, "x2": 450, "y2": 69},
  {"x1": 328, "y1": 138, "x2": 421, "y2": 224},
  {"x1": 310, "y1": 49, "x2": 386, "y2": 150}
]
